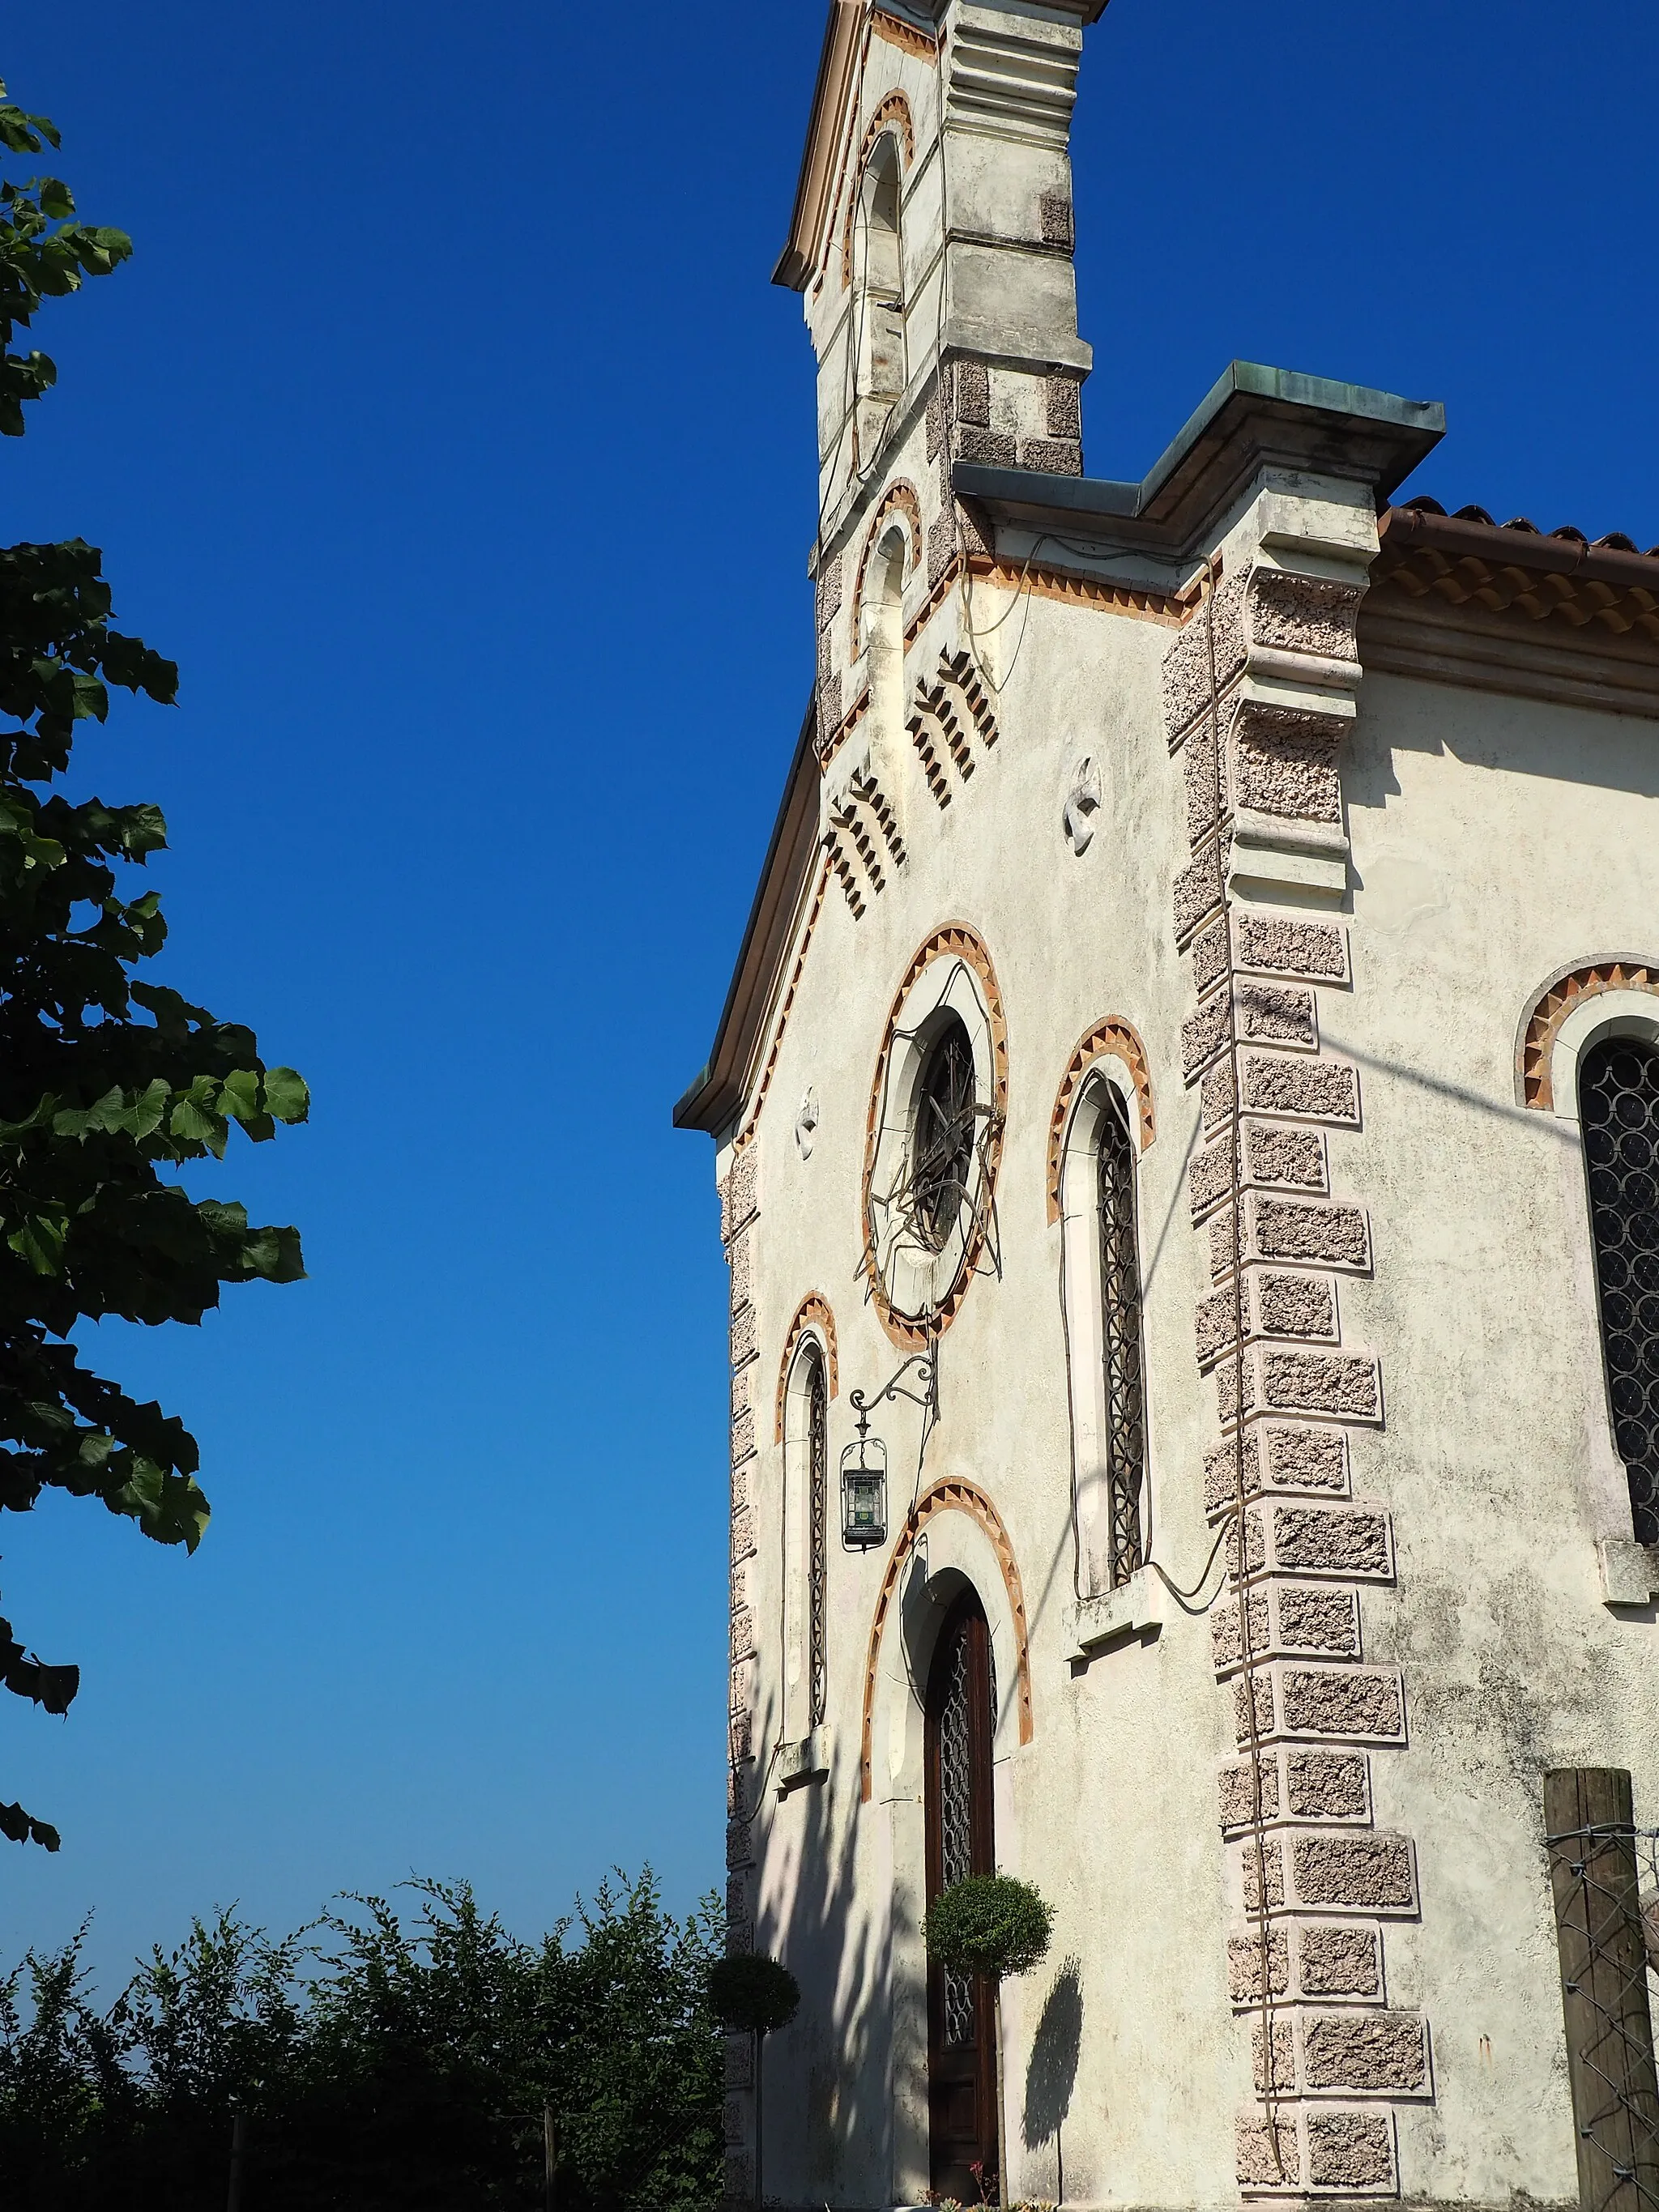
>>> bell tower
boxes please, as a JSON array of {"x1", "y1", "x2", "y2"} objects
[{"x1": 776, "y1": 0, "x2": 1108, "y2": 531}]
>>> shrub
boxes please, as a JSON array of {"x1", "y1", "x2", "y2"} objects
[
  {"x1": 923, "y1": 1875, "x2": 1052, "y2": 1983},
  {"x1": 704, "y1": 1954, "x2": 799, "y2": 2036}
]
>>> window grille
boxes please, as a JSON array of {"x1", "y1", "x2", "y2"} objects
[
  {"x1": 911, "y1": 1013, "x2": 978, "y2": 1253},
  {"x1": 807, "y1": 1349, "x2": 828, "y2": 1730},
  {"x1": 1097, "y1": 1085, "x2": 1147, "y2": 1587},
  {"x1": 1580, "y1": 1038, "x2": 1659, "y2": 1545},
  {"x1": 935, "y1": 1611, "x2": 998, "y2": 2050}
]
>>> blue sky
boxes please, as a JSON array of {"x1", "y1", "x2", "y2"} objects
[{"x1": 1, "y1": 1, "x2": 1654, "y2": 1988}]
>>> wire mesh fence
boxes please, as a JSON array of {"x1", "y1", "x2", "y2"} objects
[{"x1": 1546, "y1": 1770, "x2": 1659, "y2": 2212}]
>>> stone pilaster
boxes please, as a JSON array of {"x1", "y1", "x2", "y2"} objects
[
  {"x1": 719, "y1": 1139, "x2": 761, "y2": 2207},
  {"x1": 1163, "y1": 501, "x2": 1430, "y2": 2197}
]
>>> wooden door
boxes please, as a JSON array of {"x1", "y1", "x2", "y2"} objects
[{"x1": 924, "y1": 1588, "x2": 999, "y2": 2200}]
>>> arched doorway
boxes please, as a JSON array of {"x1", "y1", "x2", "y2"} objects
[{"x1": 924, "y1": 1585, "x2": 999, "y2": 2199}]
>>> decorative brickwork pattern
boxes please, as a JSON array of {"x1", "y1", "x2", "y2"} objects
[
  {"x1": 858, "y1": 1474, "x2": 1032, "y2": 1803},
  {"x1": 907, "y1": 646, "x2": 999, "y2": 807},
  {"x1": 774, "y1": 1294, "x2": 839, "y2": 1443},
  {"x1": 860, "y1": 924, "x2": 1009, "y2": 1350},
  {"x1": 839, "y1": 94, "x2": 917, "y2": 288},
  {"x1": 1165, "y1": 532, "x2": 1427, "y2": 2197},
  {"x1": 1045, "y1": 1016, "x2": 1155, "y2": 1221},
  {"x1": 1517, "y1": 957, "x2": 1659, "y2": 1109}
]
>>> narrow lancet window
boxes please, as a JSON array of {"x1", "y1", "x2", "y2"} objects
[
  {"x1": 806, "y1": 1345, "x2": 829, "y2": 1728},
  {"x1": 1580, "y1": 1036, "x2": 1659, "y2": 1543},
  {"x1": 1097, "y1": 1085, "x2": 1147, "y2": 1584}
]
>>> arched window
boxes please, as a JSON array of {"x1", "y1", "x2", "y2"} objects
[
  {"x1": 1580, "y1": 1034, "x2": 1659, "y2": 1544},
  {"x1": 782, "y1": 1337, "x2": 830, "y2": 1737},
  {"x1": 1057, "y1": 1059, "x2": 1151, "y2": 1596},
  {"x1": 924, "y1": 1587, "x2": 998, "y2": 2199},
  {"x1": 1096, "y1": 1085, "x2": 1148, "y2": 1584},
  {"x1": 910, "y1": 1011, "x2": 978, "y2": 1255},
  {"x1": 853, "y1": 134, "x2": 906, "y2": 462}
]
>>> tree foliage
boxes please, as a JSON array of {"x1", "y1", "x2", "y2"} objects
[
  {"x1": 0, "y1": 1870, "x2": 724, "y2": 2211},
  {"x1": 706, "y1": 1951, "x2": 800, "y2": 2037},
  {"x1": 0, "y1": 79, "x2": 307, "y2": 1848},
  {"x1": 923, "y1": 1873, "x2": 1053, "y2": 1984}
]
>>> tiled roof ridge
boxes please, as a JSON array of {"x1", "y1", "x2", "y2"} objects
[{"x1": 1394, "y1": 494, "x2": 1658, "y2": 562}]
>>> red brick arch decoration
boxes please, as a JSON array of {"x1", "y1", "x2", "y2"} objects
[
  {"x1": 1518, "y1": 959, "x2": 1659, "y2": 1109},
  {"x1": 859, "y1": 1475, "x2": 1033, "y2": 1805},
  {"x1": 774, "y1": 1294, "x2": 839, "y2": 1445},
  {"x1": 1045, "y1": 1016, "x2": 1156, "y2": 1223}
]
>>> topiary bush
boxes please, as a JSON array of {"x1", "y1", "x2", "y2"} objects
[
  {"x1": 706, "y1": 1950, "x2": 800, "y2": 2035},
  {"x1": 923, "y1": 1874, "x2": 1053, "y2": 1983}
]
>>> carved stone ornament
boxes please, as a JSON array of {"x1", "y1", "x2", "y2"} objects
[
  {"x1": 1064, "y1": 756, "x2": 1101, "y2": 855},
  {"x1": 795, "y1": 1088, "x2": 820, "y2": 1161}
]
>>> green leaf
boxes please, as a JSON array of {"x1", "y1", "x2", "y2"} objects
[
  {"x1": 262, "y1": 1068, "x2": 309, "y2": 1123},
  {"x1": 36, "y1": 177, "x2": 73, "y2": 219},
  {"x1": 6, "y1": 1211, "x2": 67, "y2": 1274},
  {"x1": 217, "y1": 1069, "x2": 262, "y2": 1122}
]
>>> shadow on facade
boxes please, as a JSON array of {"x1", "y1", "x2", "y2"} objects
[{"x1": 748, "y1": 1670, "x2": 902, "y2": 2208}]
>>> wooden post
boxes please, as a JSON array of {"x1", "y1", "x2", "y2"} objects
[
  {"x1": 1545, "y1": 1767, "x2": 1659, "y2": 2212},
  {"x1": 226, "y1": 2110, "x2": 246, "y2": 2212},
  {"x1": 543, "y1": 2105, "x2": 557, "y2": 2212}
]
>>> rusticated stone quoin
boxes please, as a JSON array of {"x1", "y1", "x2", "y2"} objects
[
  {"x1": 1252, "y1": 1196, "x2": 1370, "y2": 1269},
  {"x1": 1302, "y1": 2010, "x2": 1428, "y2": 2095},
  {"x1": 1306, "y1": 2108, "x2": 1395, "y2": 2190},
  {"x1": 1291, "y1": 1831, "x2": 1416, "y2": 1912},
  {"x1": 1280, "y1": 1665, "x2": 1404, "y2": 1741},
  {"x1": 1299, "y1": 1923, "x2": 1381, "y2": 1998},
  {"x1": 1287, "y1": 1747, "x2": 1370, "y2": 1821},
  {"x1": 1272, "y1": 1502, "x2": 1391, "y2": 1578},
  {"x1": 1239, "y1": 1052, "x2": 1361, "y2": 1125},
  {"x1": 1235, "y1": 910, "x2": 1349, "y2": 982}
]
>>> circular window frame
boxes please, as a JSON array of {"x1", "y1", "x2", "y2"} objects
[{"x1": 862, "y1": 925, "x2": 1008, "y2": 1349}]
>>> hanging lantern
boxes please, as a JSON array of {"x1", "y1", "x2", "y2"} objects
[{"x1": 840, "y1": 1431, "x2": 888, "y2": 1550}]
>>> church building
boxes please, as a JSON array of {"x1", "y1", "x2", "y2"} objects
[{"x1": 675, "y1": 3, "x2": 1659, "y2": 2205}]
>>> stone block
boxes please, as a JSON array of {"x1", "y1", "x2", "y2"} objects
[
  {"x1": 724, "y1": 2031, "x2": 753, "y2": 2088},
  {"x1": 1298, "y1": 1921, "x2": 1382, "y2": 1998},
  {"x1": 1189, "y1": 1139, "x2": 1234, "y2": 1221},
  {"x1": 1251, "y1": 1196, "x2": 1370, "y2": 1271},
  {"x1": 728, "y1": 1230, "x2": 751, "y2": 1312},
  {"x1": 1162, "y1": 572, "x2": 1247, "y2": 747},
  {"x1": 1274, "y1": 1585, "x2": 1361, "y2": 1657},
  {"x1": 1239, "y1": 982, "x2": 1318, "y2": 1050},
  {"x1": 1256, "y1": 1270, "x2": 1338, "y2": 1341},
  {"x1": 723, "y1": 1148, "x2": 759, "y2": 1239},
  {"x1": 1247, "y1": 570, "x2": 1363, "y2": 661},
  {"x1": 1240, "y1": 1833, "x2": 1286, "y2": 1910},
  {"x1": 1017, "y1": 435, "x2": 1081, "y2": 475},
  {"x1": 730, "y1": 1505, "x2": 753, "y2": 1562},
  {"x1": 1290, "y1": 1831, "x2": 1416, "y2": 1913},
  {"x1": 1305, "y1": 2108, "x2": 1395, "y2": 2191},
  {"x1": 729, "y1": 1302, "x2": 757, "y2": 1366},
  {"x1": 1192, "y1": 915, "x2": 1230, "y2": 995},
  {"x1": 731, "y1": 1460, "x2": 749, "y2": 1514},
  {"x1": 1184, "y1": 721, "x2": 1221, "y2": 845},
  {"x1": 816, "y1": 556, "x2": 842, "y2": 636},
  {"x1": 816, "y1": 671, "x2": 842, "y2": 748},
  {"x1": 730, "y1": 1403, "x2": 757, "y2": 1467},
  {"x1": 1252, "y1": 2015, "x2": 1296, "y2": 2092},
  {"x1": 1183, "y1": 991, "x2": 1232, "y2": 1080},
  {"x1": 725, "y1": 1818, "x2": 753, "y2": 1871},
  {"x1": 1247, "y1": 1345, "x2": 1382, "y2": 1423},
  {"x1": 1280, "y1": 1664, "x2": 1404, "y2": 1741},
  {"x1": 1235, "y1": 2111, "x2": 1302, "y2": 2189},
  {"x1": 1301, "y1": 2010, "x2": 1428, "y2": 2095},
  {"x1": 1229, "y1": 1924, "x2": 1289, "y2": 2002},
  {"x1": 1245, "y1": 1123, "x2": 1328, "y2": 1191},
  {"x1": 1235, "y1": 911, "x2": 1350, "y2": 983},
  {"x1": 730, "y1": 1366, "x2": 752, "y2": 1422},
  {"x1": 1205, "y1": 1424, "x2": 1351, "y2": 1515},
  {"x1": 1219, "y1": 1755, "x2": 1281, "y2": 1828},
  {"x1": 1271, "y1": 1502, "x2": 1391, "y2": 1579},
  {"x1": 928, "y1": 516, "x2": 957, "y2": 590},
  {"x1": 953, "y1": 424, "x2": 1014, "y2": 467},
  {"x1": 1038, "y1": 194, "x2": 1076, "y2": 251},
  {"x1": 729, "y1": 1607, "x2": 754, "y2": 1664},
  {"x1": 723, "y1": 2095, "x2": 748, "y2": 2148},
  {"x1": 953, "y1": 356, "x2": 990, "y2": 427},
  {"x1": 1174, "y1": 840, "x2": 1225, "y2": 944},
  {"x1": 1240, "y1": 1052, "x2": 1360, "y2": 1125},
  {"x1": 1230, "y1": 713, "x2": 1344, "y2": 823},
  {"x1": 1287, "y1": 1747, "x2": 1370, "y2": 1822}
]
